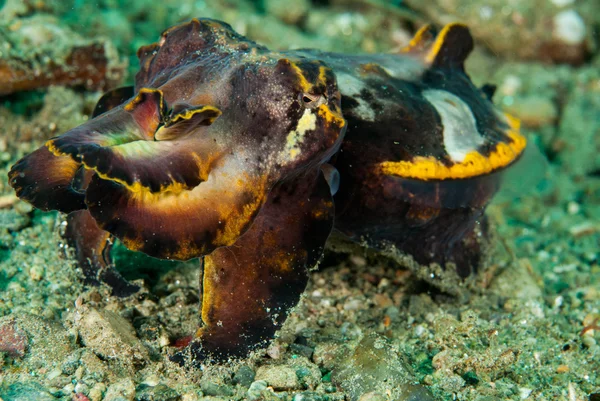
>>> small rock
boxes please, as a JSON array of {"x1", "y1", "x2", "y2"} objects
[
  {"x1": 46, "y1": 367, "x2": 62, "y2": 381},
  {"x1": 75, "y1": 306, "x2": 148, "y2": 367},
  {"x1": 29, "y1": 264, "x2": 44, "y2": 281},
  {"x1": 373, "y1": 293, "x2": 393, "y2": 308},
  {"x1": 290, "y1": 357, "x2": 321, "y2": 390},
  {"x1": 73, "y1": 393, "x2": 90, "y2": 401},
  {"x1": 399, "y1": 384, "x2": 436, "y2": 401},
  {"x1": 0, "y1": 318, "x2": 28, "y2": 358},
  {"x1": 88, "y1": 383, "x2": 106, "y2": 401},
  {"x1": 79, "y1": 350, "x2": 107, "y2": 382},
  {"x1": 136, "y1": 383, "x2": 180, "y2": 401},
  {"x1": 266, "y1": 343, "x2": 283, "y2": 359},
  {"x1": 255, "y1": 365, "x2": 301, "y2": 390},
  {"x1": 0, "y1": 194, "x2": 18, "y2": 209},
  {"x1": 331, "y1": 333, "x2": 417, "y2": 401},
  {"x1": 343, "y1": 298, "x2": 364, "y2": 311},
  {"x1": 312, "y1": 342, "x2": 348, "y2": 371},
  {"x1": 233, "y1": 365, "x2": 256, "y2": 387},
  {"x1": 582, "y1": 333, "x2": 597, "y2": 348},
  {"x1": 358, "y1": 392, "x2": 386, "y2": 401},
  {"x1": 436, "y1": 373, "x2": 466, "y2": 393},
  {"x1": 290, "y1": 343, "x2": 314, "y2": 359},
  {"x1": 0, "y1": 382, "x2": 57, "y2": 401},
  {"x1": 247, "y1": 380, "x2": 269, "y2": 401},
  {"x1": 292, "y1": 392, "x2": 328, "y2": 401},
  {"x1": 104, "y1": 379, "x2": 136, "y2": 401},
  {"x1": 489, "y1": 259, "x2": 542, "y2": 300},
  {"x1": 569, "y1": 221, "x2": 598, "y2": 237},
  {"x1": 0, "y1": 209, "x2": 29, "y2": 231},
  {"x1": 60, "y1": 352, "x2": 80, "y2": 375},
  {"x1": 199, "y1": 380, "x2": 234, "y2": 397}
]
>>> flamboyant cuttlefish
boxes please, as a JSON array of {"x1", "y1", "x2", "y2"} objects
[{"x1": 8, "y1": 18, "x2": 525, "y2": 363}]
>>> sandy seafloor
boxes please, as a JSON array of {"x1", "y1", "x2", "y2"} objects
[{"x1": 0, "y1": 0, "x2": 599, "y2": 400}]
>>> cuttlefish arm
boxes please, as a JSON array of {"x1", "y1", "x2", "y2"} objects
[
  {"x1": 9, "y1": 86, "x2": 269, "y2": 296},
  {"x1": 172, "y1": 167, "x2": 335, "y2": 364},
  {"x1": 11, "y1": 85, "x2": 268, "y2": 261},
  {"x1": 66, "y1": 208, "x2": 141, "y2": 297},
  {"x1": 63, "y1": 88, "x2": 141, "y2": 296},
  {"x1": 8, "y1": 146, "x2": 86, "y2": 213}
]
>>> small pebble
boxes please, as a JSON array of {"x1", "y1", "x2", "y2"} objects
[
  {"x1": 0, "y1": 318, "x2": 28, "y2": 358},
  {"x1": 88, "y1": 383, "x2": 106, "y2": 401},
  {"x1": 29, "y1": 265, "x2": 44, "y2": 281},
  {"x1": 0, "y1": 194, "x2": 18, "y2": 209},
  {"x1": 73, "y1": 393, "x2": 90, "y2": 401},
  {"x1": 233, "y1": 365, "x2": 256, "y2": 387},
  {"x1": 46, "y1": 368, "x2": 62, "y2": 381},
  {"x1": 200, "y1": 380, "x2": 234, "y2": 397},
  {"x1": 567, "y1": 201, "x2": 580, "y2": 215},
  {"x1": 247, "y1": 380, "x2": 269, "y2": 401},
  {"x1": 255, "y1": 365, "x2": 301, "y2": 390},
  {"x1": 358, "y1": 392, "x2": 386, "y2": 401},
  {"x1": 569, "y1": 221, "x2": 598, "y2": 237},
  {"x1": 519, "y1": 387, "x2": 533, "y2": 399},
  {"x1": 582, "y1": 334, "x2": 596, "y2": 348},
  {"x1": 267, "y1": 343, "x2": 282, "y2": 359}
]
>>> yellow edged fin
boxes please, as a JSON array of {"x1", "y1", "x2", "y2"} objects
[
  {"x1": 379, "y1": 115, "x2": 527, "y2": 181},
  {"x1": 425, "y1": 23, "x2": 474, "y2": 70},
  {"x1": 401, "y1": 23, "x2": 474, "y2": 70},
  {"x1": 400, "y1": 24, "x2": 436, "y2": 54}
]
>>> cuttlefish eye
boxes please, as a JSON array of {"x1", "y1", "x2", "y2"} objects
[{"x1": 299, "y1": 92, "x2": 324, "y2": 108}]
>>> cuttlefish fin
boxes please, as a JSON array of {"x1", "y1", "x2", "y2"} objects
[
  {"x1": 171, "y1": 168, "x2": 335, "y2": 364},
  {"x1": 155, "y1": 104, "x2": 222, "y2": 141},
  {"x1": 401, "y1": 23, "x2": 474, "y2": 71},
  {"x1": 399, "y1": 24, "x2": 437, "y2": 55}
]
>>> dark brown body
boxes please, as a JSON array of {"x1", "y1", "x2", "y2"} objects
[{"x1": 8, "y1": 19, "x2": 525, "y2": 363}]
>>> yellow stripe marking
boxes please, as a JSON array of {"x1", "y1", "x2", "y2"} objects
[
  {"x1": 288, "y1": 61, "x2": 312, "y2": 92},
  {"x1": 379, "y1": 116, "x2": 526, "y2": 181},
  {"x1": 45, "y1": 140, "x2": 211, "y2": 198},
  {"x1": 425, "y1": 23, "x2": 469, "y2": 64},
  {"x1": 123, "y1": 87, "x2": 164, "y2": 112},
  {"x1": 317, "y1": 65, "x2": 328, "y2": 86},
  {"x1": 166, "y1": 105, "x2": 221, "y2": 127},
  {"x1": 401, "y1": 24, "x2": 433, "y2": 53}
]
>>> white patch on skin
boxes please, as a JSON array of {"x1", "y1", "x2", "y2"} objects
[
  {"x1": 423, "y1": 89, "x2": 485, "y2": 163},
  {"x1": 280, "y1": 108, "x2": 316, "y2": 162},
  {"x1": 376, "y1": 58, "x2": 425, "y2": 80},
  {"x1": 336, "y1": 72, "x2": 376, "y2": 121}
]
